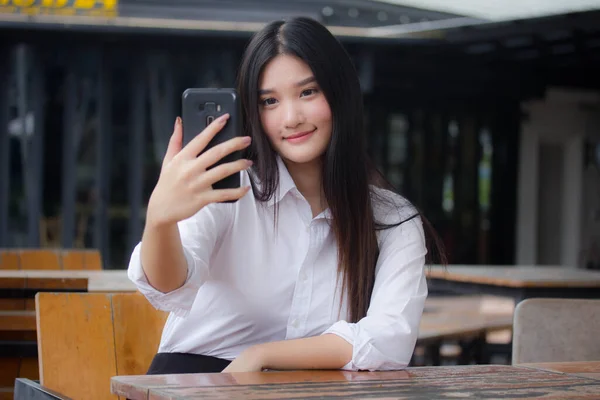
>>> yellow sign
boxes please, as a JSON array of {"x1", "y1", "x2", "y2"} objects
[{"x1": 0, "y1": 0, "x2": 118, "y2": 17}]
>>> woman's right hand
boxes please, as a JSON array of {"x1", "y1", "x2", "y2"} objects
[{"x1": 146, "y1": 113, "x2": 252, "y2": 228}]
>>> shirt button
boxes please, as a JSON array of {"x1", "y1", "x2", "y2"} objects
[
  {"x1": 291, "y1": 320, "x2": 299, "y2": 328},
  {"x1": 300, "y1": 272, "x2": 307, "y2": 281}
]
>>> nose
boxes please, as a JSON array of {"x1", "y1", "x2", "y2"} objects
[{"x1": 283, "y1": 100, "x2": 302, "y2": 129}]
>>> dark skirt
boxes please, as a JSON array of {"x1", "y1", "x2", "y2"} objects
[{"x1": 147, "y1": 352, "x2": 231, "y2": 374}]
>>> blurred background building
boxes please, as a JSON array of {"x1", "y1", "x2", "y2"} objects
[{"x1": 1, "y1": 0, "x2": 599, "y2": 270}]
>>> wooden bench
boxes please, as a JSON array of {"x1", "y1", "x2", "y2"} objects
[
  {"x1": 0, "y1": 249, "x2": 102, "y2": 271},
  {"x1": 0, "y1": 249, "x2": 103, "y2": 399},
  {"x1": 35, "y1": 292, "x2": 167, "y2": 400}
]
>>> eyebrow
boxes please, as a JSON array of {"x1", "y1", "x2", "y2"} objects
[{"x1": 258, "y1": 76, "x2": 317, "y2": 96}]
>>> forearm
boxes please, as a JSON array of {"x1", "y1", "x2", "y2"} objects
[
  {"x1": 257, "y1": 334, "x2": 352, "y2": 370},
  {"x1": 140, "y1": 220, "x2": 188, "y2": 293}
]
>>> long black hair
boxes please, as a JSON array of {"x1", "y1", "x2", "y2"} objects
[{"x1": 237, "y1": 17, "x2": 446, "y2": 323}]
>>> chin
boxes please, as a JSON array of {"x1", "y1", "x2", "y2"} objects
[{"x1": 279, "y1": 147, "x2": 325, "y2": 165}]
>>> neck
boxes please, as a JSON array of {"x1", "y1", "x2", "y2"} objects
[{"x1": 283, "y1": 158, "x2": 326, "y2": 217}]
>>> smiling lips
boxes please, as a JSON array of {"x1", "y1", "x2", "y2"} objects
[{"x1": 285, "y1": 129, "x2": 316, "y2": 143}]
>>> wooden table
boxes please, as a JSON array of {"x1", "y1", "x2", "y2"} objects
[
  {"x1": 522, "y1": 361, "x2": 600, "y2": 381},
  {"x1": 426, "y1": 265, "x2": 600, "y2": 301},
  {"x1": 0, "y1": 270, "x2": 136, "y2": 295},
  {"x1": 418, "y1": 295, "x2": 514, "y2": 364},
  {"x1": 0, "y1": 270, "x2": 135, "y2": 362},
  {"x1": 111, "y1": 363, "x2": 600, "y2": 399},
  {"x1": 419, "y1": 295, "x2": 513, "y2": 342}
]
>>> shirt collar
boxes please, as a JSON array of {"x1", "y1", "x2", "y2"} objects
[
  {"x1": 264, "y1": 156, "x2": 297, "y2": 208},
  {"x1": 260, "y1": 156, "x2": 332, "y2": 220}
]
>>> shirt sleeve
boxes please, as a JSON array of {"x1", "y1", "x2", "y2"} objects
[
  {"x1": 322, "y1": 215, "x2": 428, "y2": 371},
  {"x1": 127, "y1": 202, "x2": 234, "y2": 318}
]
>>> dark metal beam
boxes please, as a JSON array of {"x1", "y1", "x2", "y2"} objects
[
  {"x1": 16, "y1": 44, "x2": 43, "y2": 247},
  {"x1": 30, "y1": 47, "x2": 45, "y2": 248},
  {"x1": 128, "y1": 57, "x2": 145, "y2": 255},
  {"x1": 0, "y1": 46, "x2": 9, "y2": 247},
  {"x1": 61, "y1": 54, "x2": 77, "y2": 248},
  {"x1": 94, "y1": 47, "x2": 111, "y2": 267}
]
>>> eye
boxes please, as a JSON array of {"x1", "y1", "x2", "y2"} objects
[
  {"x1": 300, "y1": 88, "x2": 318, "y2": 97},
  {"x1": 261, "y1": 97, "x2": 278, "y2": 106}
]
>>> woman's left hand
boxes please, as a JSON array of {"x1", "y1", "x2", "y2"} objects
[{"x1": 221, "y1": 346, "x2": 266, "y2": 373}]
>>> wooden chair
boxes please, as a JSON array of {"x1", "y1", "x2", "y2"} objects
[
  {"x1": 35, "y1": 292, "x2": 167, "y2": 400},
  {"x1": 512, "y1": 298, "x2": 600, "y2": 364}
]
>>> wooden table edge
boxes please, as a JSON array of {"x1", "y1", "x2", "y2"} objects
[
  {"x1": 417, "y1": 323, "x2": 512, "y2": 344},
  {"x1": 426, "y1": 271, "x2": 600, "y2": 288},
  {"x1": 113, "y1": 365, "x2": 598, "y2": 399},
  {"x1": 111, "y1": 377, "x2": 150, "y2": 400},
  {"x1": 519, "y1": 361, "x2": 600, "y2": 371}
]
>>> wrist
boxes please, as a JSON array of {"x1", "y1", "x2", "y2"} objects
[
  {"x1": 246, "y1": 343, "x2": 270, "y2": 369},
  {"x1": 145, "y1": 203, "x2": 176, "y2": 230},
  {"x1": 145, "y1": 214, "x2": 171, "y2": 230}
]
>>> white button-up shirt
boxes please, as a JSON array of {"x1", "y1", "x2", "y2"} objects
[{"x1": 128, "y1": 158, "x2": 428, "y2": 371}]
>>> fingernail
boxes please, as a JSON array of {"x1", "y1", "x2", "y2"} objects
[
  {"x1": 243, "y1": 136, "x2": 252, "y2": 144},
  {"x1": 174, "y1": 117, "x2": 181, "y2": 128},
  {"x1": 246, "y1": 159, "x2": 254, "y2": 167},
  {"x1": 218, "y1": 113, "x2": 230, "y2": 122}
]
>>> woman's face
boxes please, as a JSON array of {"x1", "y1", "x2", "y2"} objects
[{"x1": 258, "y1": 54, "x2": 332, "y2": 165}]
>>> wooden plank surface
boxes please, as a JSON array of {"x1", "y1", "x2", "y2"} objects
[
  {"x1": 112, "y1": 292, "x2": 168, "y2": 376},
  {"x1": 0, "y1": 250, "x2": 19, "y2": 270},
  {"x1": 61, "y1": 251, "x2": 86, "y2": 271},
  {"x1": 25, "y1": 277, "x2": 88, "y2": 291},
  {"x1": 35, "y1": 292, "x2": 165, "y2": 400},
  {"x1": 522, "y1": 361, "x2": 600, "y2": 381},
  {"x1": 0, "y1": 311, "x2": 36, "y2": 331},
  {"x1": 0, "y1": 270, "x2": 136, "y2": 292},
  {"x1": 0, "y1": 248, "x2": 102, "y2": 271},
  {"x1": 426, "y1": 265, "x2": 600, "y2": 288},
  {"x1": 20, "y1": 250, "x2": 61, "y2": 270},
  {"x1": 418, "y1": 314, "x2": 511, "y2": 343},
  {"x1": 36, "y1": 293, "x2": 118, "y2": 400},
  {"x1": 418, "y1": 295, "x2": 514, "y2": 343},
  {"x1": 0, "y1": 276, "x2": 25, "y2": 289},
  {"x1": 0, "y1": 299, "x2": 26, "y2": 310},
  {"x1": 62, "y1": 250, "x2": 103, "y2": 270},
  {"x1": 84, "y1": 251, "x2": 103, "y2": 270},
  {"x1": 111, "y1": 365, "x2": 600, "y2": 400}
]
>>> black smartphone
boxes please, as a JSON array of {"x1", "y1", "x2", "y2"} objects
[{"x1": 181, "y1": 88, "x2": 242, "y2": 190}]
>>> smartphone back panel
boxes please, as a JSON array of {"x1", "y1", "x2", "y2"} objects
[{"x1": 181, "y1": 88, "x2": 242, "y2": 190}]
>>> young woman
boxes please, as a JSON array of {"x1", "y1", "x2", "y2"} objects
[{"x1": 129, "y1": 16, "x2": 444, "y2": 374}]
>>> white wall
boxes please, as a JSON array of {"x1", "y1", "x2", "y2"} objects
[{"x1": 516, "y1": 88, "x2": 600, "y2": 267}]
